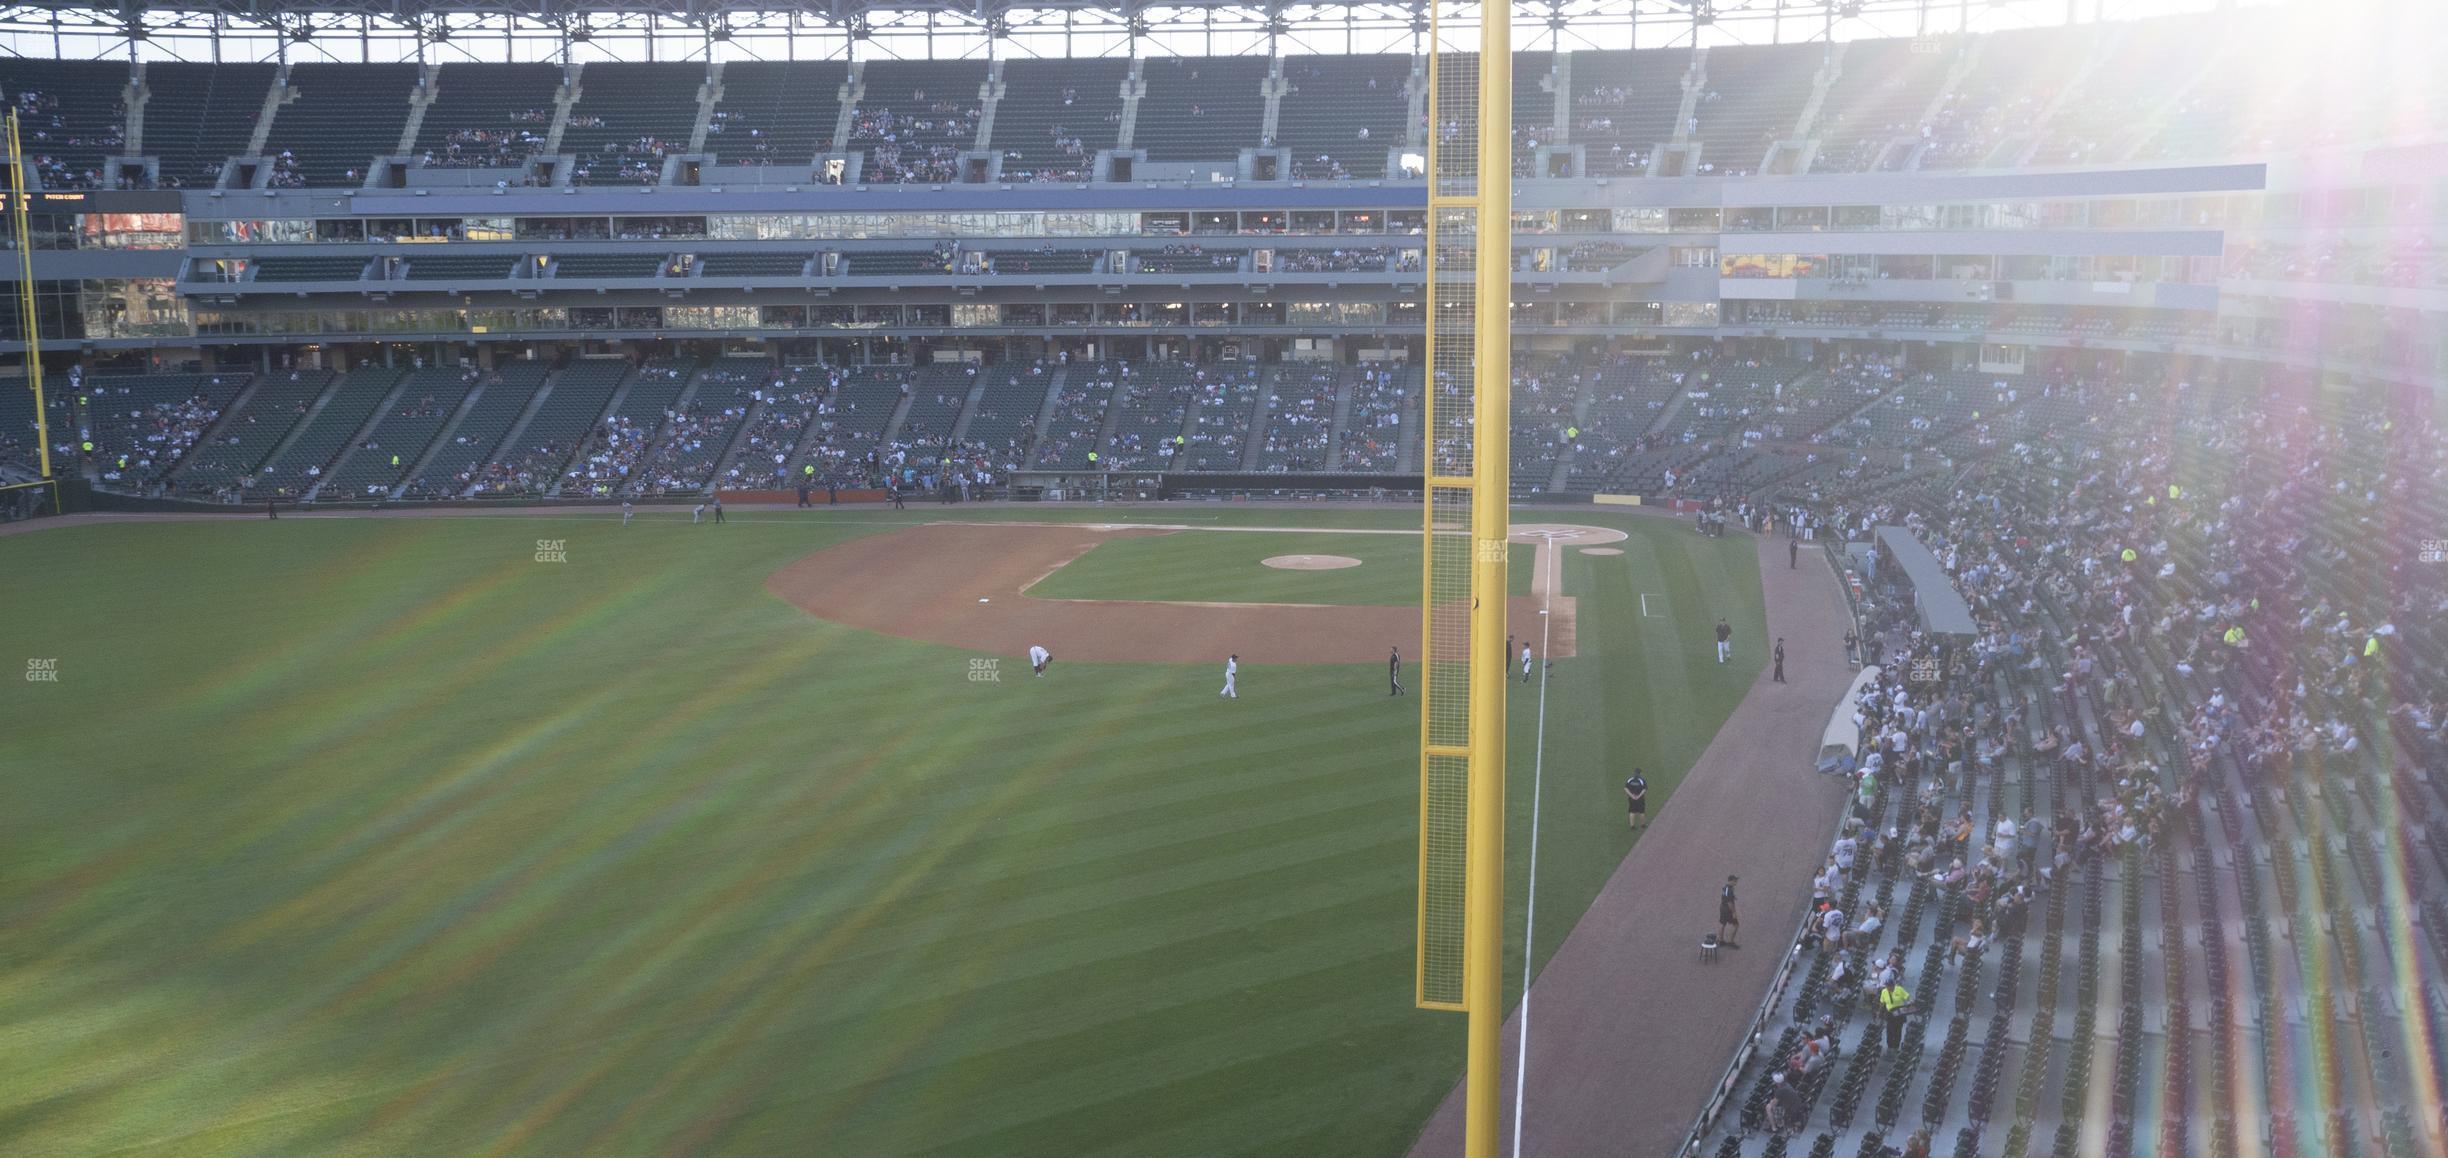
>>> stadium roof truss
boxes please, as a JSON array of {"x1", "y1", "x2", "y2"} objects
[{"x1": 0, "y1": 0, "x2": 2150, "y2": 63}]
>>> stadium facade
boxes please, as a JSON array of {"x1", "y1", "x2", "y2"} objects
[{"x1": 2, "y1": 2, "x2": 2441, "y2": 505}]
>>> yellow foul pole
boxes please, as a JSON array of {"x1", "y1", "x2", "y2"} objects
[
  {"x1": 1414, "y1": 2, "x2": 1511, "y2": 1154},
  {"x1": 6, "y1": 109, "x2": 56, "y2": 511},
  {"x1": 1461, "y1": 4, "x2": 1512, "y2": 1156}
]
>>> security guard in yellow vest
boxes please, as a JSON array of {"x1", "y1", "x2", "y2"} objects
[{"x1": 1879, "y1": 980, "x2": 1914, "y2": 1050}]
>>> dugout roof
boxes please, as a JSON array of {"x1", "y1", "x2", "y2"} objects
[{"x1": 1874, "y1": 525, "x2": 1976, "y2": 639}]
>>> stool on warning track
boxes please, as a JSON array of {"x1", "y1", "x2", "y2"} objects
[{"x1": 1700, "y1": 933, "x2": 1720, "y2": 963}]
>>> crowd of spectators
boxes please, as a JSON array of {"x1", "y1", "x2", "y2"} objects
[
  {"x1": 83, "y1": 383, "x2": 231, "y2": 486},
  {"x1": 1182, "y1": 365, "x2": 1264, "y2": 470},
  {"x1": 719, "y1": 365, "x2": 829, "y2": 490},
  {"x1": 424, "y1": 111, "x2": 552, "y2": 169},
  {"x1": 1094, "y1": 364, "x2": 1185, "y2": 471},
  {"x1": 11, "y1": 86, "x2": 124, "y2": 190},
  {"x1": 1254, "y1": 364, "x2": 1337, "y2": 471},
  {"x1": 1274, "y1": 247, "x2": 1390, "y2": 274},
  {"x1": 1135, "y1": 245, "x2": 1242, "y2": 273},
  {"x1": 1337, "y1": 362, "x2": 1410, "y2": 470},
  {"x1": 560, "y1": 414, "x2": 653, "y2": 496},
  {"x1": 1710, "y1": 359, "x2": 2447, "y2": 1149},
  {"x1": 1030, "y1": 376, "x2": 1107, "y2": 468},
  {"x1": 851, "y1": 96, "x2": 980, "y2": 184},
  {"x1": 572, "y1": 129, "x2": 675, "y2": 185}
]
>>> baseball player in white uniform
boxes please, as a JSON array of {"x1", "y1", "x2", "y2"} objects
[
  {"x1": 1220, "y1": 654, "x2": 1238, "y2": 698},
  {"x1": 1028, "y1": 645, "x2": 1051, "y2": 676},
  {"x1": 1520, "y1": 644, "x2": 1533, "y2": 683},
  {"x1": 621, "y1": 501, "x2": 634, "y2": 527}
]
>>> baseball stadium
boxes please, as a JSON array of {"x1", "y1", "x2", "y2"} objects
[{"x1": 2, "y1": 0, "x2": 2445, "y2": 1155}]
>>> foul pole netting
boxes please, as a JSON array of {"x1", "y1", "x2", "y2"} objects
[{"x1": 1416, "y1": 2, "x2": 1511, "y2": 1154}]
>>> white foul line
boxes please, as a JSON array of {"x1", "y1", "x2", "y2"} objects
[{"x1": 1511, "y1": 534, "x2": 1557, "y2": 1158}]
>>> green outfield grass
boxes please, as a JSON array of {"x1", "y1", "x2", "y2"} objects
[
  {"x1": 1027, "y1": 530, "x2": 1533, "y2": 605},
  {"x1": 0, "y1": 506, "x2": 1763, "y2": 1156}
]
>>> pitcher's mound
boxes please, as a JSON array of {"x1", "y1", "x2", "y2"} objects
[{"x1": 1262, "y1": 554, "x2": 1363, "y2": 570}]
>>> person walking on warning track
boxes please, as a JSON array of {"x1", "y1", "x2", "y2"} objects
[
  {"x1": 1773, "y1": 637, "x2": 1787, "y2": 683},
  {"x1": 1716, "y1": 618, "x2": 1734, "y2": 663},
  {"x1": 1625, "y1": 768, "x2": 1648, "y2": 831},
  {"x1": 1389, "y1": 646, "x2": 1404, "y2": 696},
  {"x1": 1519, "y1": 644, "x2": 1534, "y2": 683},
  {"x1": 1220, "y1": 654, "x2": 1239, "y2": 698},
  {"x1": 1718, "y1": 875, "x2": 1741, "y2": 948},
  {"x1": 1790, "y1": 536, "x2": 1800, "y2": 569},
  {"x1": 1029, "y1": 644, "x2": 1051, "y2": 677}
]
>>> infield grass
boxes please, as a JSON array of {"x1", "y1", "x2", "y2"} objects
[
  {"x1": 0, "y1": 505, "x2": 1762, "y2": 1157},
  {"x1": 1026, "y1": 530, "x2": 1534, "y2": 605}
]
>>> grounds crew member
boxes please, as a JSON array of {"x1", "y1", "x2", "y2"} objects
[
  {"x1": 1879, "y1": 977, "x2": 1914, "y2": 1049},
  {"x1": 1717, "y1": 875, "x2": 1740, "y2": 948}
]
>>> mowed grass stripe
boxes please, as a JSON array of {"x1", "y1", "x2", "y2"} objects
[
  {"x1": 506, "y1": 842, "x2": 1424, "y2": 1154},
  {"x1": 769, "y1": 915, "x2": 1430, "y2": 1155},
  {"x1": 762, "y1": 784, "x2": 1415, "y2": 997}
]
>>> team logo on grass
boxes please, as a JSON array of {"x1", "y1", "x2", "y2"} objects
[
  {"x1": 969, "y1": 658, "x2": 1001, "y2": 683},
  {"x1": 25, "y1": 658, "x2": 58, "y2": 683},
  {"x1": 2423, "y1": 540, "x2": 2445, "y2": 564},
  {"x1": 534, "y1": 539, "x2": 568, "y2": 563}
]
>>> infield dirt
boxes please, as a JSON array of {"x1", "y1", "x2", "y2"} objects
[{"x1": 765, "y1": 521, "x2": 1581, "y2": 663}]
